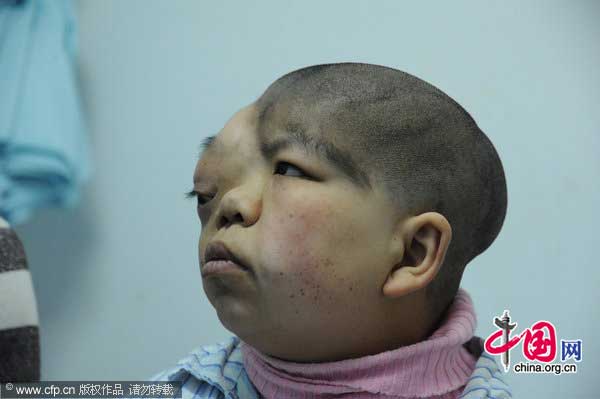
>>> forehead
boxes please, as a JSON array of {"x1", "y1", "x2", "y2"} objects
[
  {"x1": 195, "y1": 102, "x2": 372, "y2": 190},
  {"x1": 206, "y1": 105, "x2": 259, "y2": 156}
]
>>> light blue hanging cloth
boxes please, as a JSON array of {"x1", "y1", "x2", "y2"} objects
[{"x1": 0, "y1": 0, "x2": 92, "y2": 226}]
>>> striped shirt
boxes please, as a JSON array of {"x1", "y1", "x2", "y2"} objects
[
  {"x1": 0, "y1": 215, "x2": 40, "y2": 381},
  {"x1": 148, "y1": 335, "x2": 512, "y2": 399}
]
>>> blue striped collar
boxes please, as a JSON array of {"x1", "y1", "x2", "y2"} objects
[{"x1": 154, "y1": 336, "x2": 255, "y2": 399}]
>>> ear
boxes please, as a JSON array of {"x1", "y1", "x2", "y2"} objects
[{"x1": 382, "y1": 212, "x2": 452, "y2": 298}]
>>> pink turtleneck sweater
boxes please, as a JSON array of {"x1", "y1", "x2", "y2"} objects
[{"x1": 240, "y1": 288, "x2": 478, "y2": 399}]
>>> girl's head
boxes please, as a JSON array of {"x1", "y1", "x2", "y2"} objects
[{"x1": 190, "y1": 63, "x2": 506, "y2": 362}]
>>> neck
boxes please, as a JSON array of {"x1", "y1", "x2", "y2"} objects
[{"x1": 241, "y1": 288, "x2": 478, "y2": 399}]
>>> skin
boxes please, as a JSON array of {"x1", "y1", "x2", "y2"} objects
[{"x1": 192, "y1": 102, "x2": 453, "y2": 363}]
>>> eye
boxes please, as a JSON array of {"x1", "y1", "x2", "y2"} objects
[
  {"x1": 274, "y1": 161, "x2": 311, "y2": 178},
  {"x1": 185, "y1": 189, "x2": 214, "y2": 206}
]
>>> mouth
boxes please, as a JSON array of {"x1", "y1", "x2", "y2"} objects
[{"x1": 202, "y1": 241, "x2": 250, "y2": 276}]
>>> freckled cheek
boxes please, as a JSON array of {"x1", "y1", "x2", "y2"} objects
[{"x1": 259, "y1": 199, "x2": 333, "y2": 279}]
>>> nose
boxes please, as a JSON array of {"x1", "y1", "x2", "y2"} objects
[{"x1": 215, "y1": 184, "x2": 262, "y2": 230}]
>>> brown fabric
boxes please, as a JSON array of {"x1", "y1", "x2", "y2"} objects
[
  {"x1": 0, "y1": 326, "x2": 40, "y2": 382},
  {"x1": 462, "y1": 336, "x2": 484, "y2": 359},
  {"x1": 0, "y1": 228, "x2": 28, "y2": 272},
  {"x1": 0, "y1": 225, "x2": 40, "y2": 382}
]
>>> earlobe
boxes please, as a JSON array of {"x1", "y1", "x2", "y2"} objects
[
  {"x1": 382, "y1": 267, "x2": 425, "y2": 297},
  {"x1": 382, "y1": 212, "x2": 452, "y2": 298}
]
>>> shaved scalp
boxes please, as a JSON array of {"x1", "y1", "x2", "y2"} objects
[{"x1": 255, "y1": 63, "x2": 507, "y2": 323}]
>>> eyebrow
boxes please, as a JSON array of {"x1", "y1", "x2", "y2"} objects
[
  {"x1": 261, "y1": 124, "x2": 372, "y2": 190},
  {"x1": 197, "y1": 134, "x2": 219, "y2": 158},
  {"x1": 195, "y1": 127, "x2": 372, "y2": 190}
]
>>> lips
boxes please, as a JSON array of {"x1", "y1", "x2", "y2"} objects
[{"x1": 203, "y1": 241, "x2": 250, "y2": 271}]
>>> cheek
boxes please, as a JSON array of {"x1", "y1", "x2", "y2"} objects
[
  {"x1": 259, "y1": 196, "x2": 338, "y2": 284},
  {"x1": 257, "y1": 193, "x2": 369, "y2": 320}
]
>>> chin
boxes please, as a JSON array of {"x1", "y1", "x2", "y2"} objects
[{"x1": 212, "y1": 298, "x2": 254, "y2": 332}]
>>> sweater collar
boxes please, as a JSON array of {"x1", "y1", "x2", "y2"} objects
[{"x1": 241, "y1": 288, "x2": 478, "y2": 398}]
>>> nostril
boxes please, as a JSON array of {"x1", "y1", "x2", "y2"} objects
[
  {"x1": 217, "y1": 215, "x2": 227, "y2": 229},
  {"x1": 232, "y1": 213, "x2": 244, "y2": 224},
  {"x1": 217, "y1": 213, "x2": 243, "y2": 229}
]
